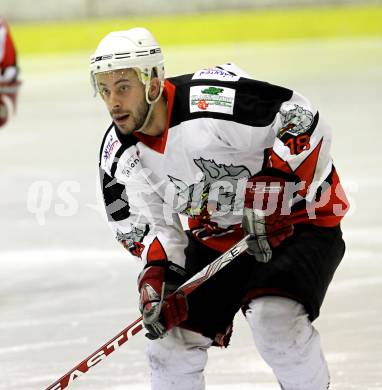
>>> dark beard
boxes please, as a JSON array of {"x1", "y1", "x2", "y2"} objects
[{"x1": 132, "y1": 99, "x2": 150, "y2": 132}]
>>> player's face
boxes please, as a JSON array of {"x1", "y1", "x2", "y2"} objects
[{"x1": 96, "y1": 69, "x2": 149, "y2": 135}]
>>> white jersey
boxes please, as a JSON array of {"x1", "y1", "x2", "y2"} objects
[{"x1": 99, "y1": 64, "x2": 348, "y2": 266}]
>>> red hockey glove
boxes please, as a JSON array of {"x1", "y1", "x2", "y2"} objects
[
  {"x1": 138, "y1": 261, "x2": 189, "y2": 340},
  {"x1": 243, "y1": 168, "x2": 300, "y2": 263}
]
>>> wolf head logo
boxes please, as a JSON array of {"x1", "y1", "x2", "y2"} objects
[
  {"x1": 279, "y1": 104, "x2": 314, "y2": 137},
  {"x1": 116, "y1": 225, "x2": 149, "y2": 256},
  {"x1": 169, "y1": 158, "x2": 251, "y2": 217}
]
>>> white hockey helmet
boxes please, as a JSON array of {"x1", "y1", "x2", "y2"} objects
[{"x1": 90, "y1": 27, "x2": 165, "y2": 104}]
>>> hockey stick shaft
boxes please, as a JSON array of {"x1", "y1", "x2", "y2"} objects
[
  {"x1": 45, "y1": 234, "x2": 250, "y2": 390},
  {"x1": 45, "y1": 316, "x2": 143, "y2": 390},
  {"x1": 177, "y1": 234, "x2": 250, "y2": 296}
]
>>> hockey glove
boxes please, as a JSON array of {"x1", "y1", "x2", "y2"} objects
[
  {"x1": 138, "y1": 261, "x2": 189, "y2": 340},
  {"x1": 243, "y1": 168, "x2": 300, "y2": 263}
]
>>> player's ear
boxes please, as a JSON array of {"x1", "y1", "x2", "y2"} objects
[{"x1": 149, "y1": 77, "x2": 161, "y2": 101}]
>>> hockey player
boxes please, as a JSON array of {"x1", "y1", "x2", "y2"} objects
[
  {"x1": 91, "y1": 27, "x2": 349, "y2": 390},
  {"x1": 0, "y1": 16, "x2": 19, "y2": 128}
]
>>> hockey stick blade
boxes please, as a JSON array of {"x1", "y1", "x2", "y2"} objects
[{"x1": 45, "y1": 234, "x2": 250, "y2": 390}]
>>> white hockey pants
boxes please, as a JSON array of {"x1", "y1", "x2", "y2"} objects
[{"x1": 147, "y1": 296, "x2": 330, "y2": 390}]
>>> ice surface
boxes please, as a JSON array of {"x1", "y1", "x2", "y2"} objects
[{"x1": 1, "y1": 38, "x2": 381, "y2": 389}]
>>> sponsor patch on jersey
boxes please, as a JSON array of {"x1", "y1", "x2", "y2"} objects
[
  {"x1": 192, "y1": 68, "x2": 240, "y2": 81},
  {"x1": 189, "y1": 85, "x2": 236, "y2": 115},
  {"x1": 103, "y1": 134, "x2": 120, "y2": 162},
  {"x1": 121, "y1": 154, "x2": 140, "y2": 178}
]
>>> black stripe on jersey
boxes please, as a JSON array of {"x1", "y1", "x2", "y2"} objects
[
  {"x1": 114, "y1": 124, "x2": 139, "y2": 148},
  {"x1": 167, "y1": 74, "x2": 293, "y2": 128},
  {"x1": 110, "y1": 145, "x2": 127, "y2": 177},
  {"x1": 99, "y1": 167, "x2": 130, "y2": 222}
]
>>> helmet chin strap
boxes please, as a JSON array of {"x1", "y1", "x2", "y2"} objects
[{"x1": 134, "y1": 80, "x2": 163, "y2": 134}]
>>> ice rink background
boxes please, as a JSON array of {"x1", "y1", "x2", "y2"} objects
[{"x1": 0, "y1": 37, "x2": 382, "y2": 389}]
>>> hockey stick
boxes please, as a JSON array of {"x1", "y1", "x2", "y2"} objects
[{"x1": 45, "y1": 234, "x2": 251, "y2": 390}]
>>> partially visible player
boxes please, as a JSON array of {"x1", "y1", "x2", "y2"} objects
[{"x1": 0, "y1": 16, "x2": 20, "y2": 128}]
